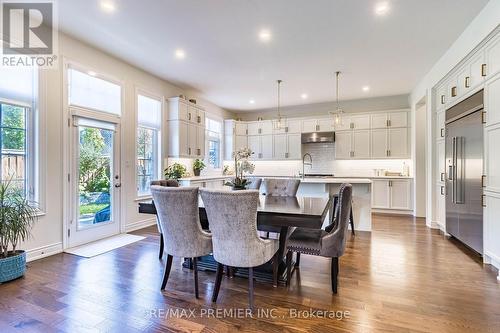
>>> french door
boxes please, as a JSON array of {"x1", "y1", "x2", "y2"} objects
[{"x1": 68, "y1": 116, "x2": 121, "y2": 248}]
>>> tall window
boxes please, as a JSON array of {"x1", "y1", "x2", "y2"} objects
[
  {"x1": 0, "y1": 66, "x2": 37, "y2": 201},
  {"x1": 206, "y1": 117, "x2": 222, "y2": 169},
  {"x1": 137, "y1": 94, "x2": 161, "y2": 196}
]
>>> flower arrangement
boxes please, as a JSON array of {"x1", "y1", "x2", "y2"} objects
[
  {"x1": 193, "y1": 159, "x2": 206, "y2": 176},
  {"x1": 224, "y1": 147, "x2": 255, "y2": 190},
  {"x1": 164, "y1": 163, "x2": 188, "y2": 180}
]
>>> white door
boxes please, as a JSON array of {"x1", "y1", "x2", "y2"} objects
[
  {"x1": 388, "y1": 127, "x2": 408, "y2": 158},
  {"x1": 371, "y1": 180, "x2": 390, "y2": 209},
  {"x1": 371, "y1": 129, "x2": 388, "y2": 158},
  {"x1": 260, "y1": 121, "x2": 273, "y2": 135},
  {"x1": 247, "y1": 135, "x2": 260, "y2": 159},
  {"x1": 287, "y1": 134, "x2": 302, "y2": 159},
  {"x1": 334, "y1": 131, "x2": 352, "y2": 159},
  {"x1": 261, "y1": 135, "x2": 273, "y2": 159},
  {"x1": 485, "y1": 34, "x2": 500, "y2": 78},
  {"x1": 351, "y1": 115, "x2": 370, "y2": 130},
  {"x1": 388, "y1": 112, "x2": 408, "y2": 128},
  {"x1": 333, "y1": 116, "x2": 352, "y2": 131},
  {"x1": 302, "y1": 119, "x2": 317, "y2": 132},
  {"x1": 390, "y1": 180, "x2": 411, "y2": 210},
  {"x1": 273, "y1": 134, "x2": 287, "y2": 159},
  {"x1": 69, "y1": 117, "x2": 121, "y2": 248},
  {"x1": 352, "y1": 130, "x2": 370, "y2": 159},
  {"x1": 287, "y1": 119, "x2": 302, "y2": 133}
]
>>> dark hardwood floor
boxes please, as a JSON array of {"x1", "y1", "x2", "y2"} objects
[{"x1": 1, "y1": 214, "x2": 500, "y2": 332}]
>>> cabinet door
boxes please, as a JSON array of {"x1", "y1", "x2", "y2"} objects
[
  {"x1": 178, "y1": 121, "x2": 189, "y2": 156},
  {"x1": 436, "y1": 184, "x2": 446, "y2": 227},
  {"x1": 351, "y1": 115, "x2": 370, "y2": 130},
  {"x1": 287, "y1": 134, "x2": 302, "y2": 159},
  {"x1": 260, "y1": 120, "x2": 273, "y2": 135},
  {"x1": 371, "y1": 113, "x2": 388, "y2": 129},
  {"x1": 485, "y1": 34, "x2": 500, "y2": 78},
  {"x1": 247, "y1": 136, "x2": 260, "y2": 159},
  {"x1": 468, "y1": 52, "x2": 485, "y2": 90},
  {"x1": 486, "y1": 124, "x2": 500, "y2": 193},
  {"x1": 197, "y1": 126, "x2": 205, "y2": 157},
  {"x1": 234, "y1": 122, "x2": 247, "y2": 136},
  {"x1": 388, "y1": 111, "x2": 408, "y2": 128},
  {"x1": 455, "y1": 65, "x2": 469, "y2": 98},
  {"x1": 436, "y1": 84, "x2": 447, "y2": 110},
  {"x1": 371, "y1": 129, "x2": 388, "y2": 158},
  {"x1": 333, "y1": 116, "x2": 351, "y2": 131},
  {"x1": 177, "y1": 101, "x2": 189, "y2": 121},
  {"x1": 485, "y1": 194, "x2": 500, "y2": 270},
  {"x1": 302, "y1": 119, "x2": 317, "y2": 132},
  {"x1": 273, "y1": 134, "x2": 287, "y2": 159},
  {"x1": 287, "y1": 119, "x2": 302, "y2": 133},
  {"x1": 247, "y1": 122, "x2": 260, "y2": 136},
  {"x1": 188, "y1": 124, "x2": 197, "y2": 156},
  {"x1": 234, "y1": 135, "x2": 248, "y2": 152},
  {"x1": 187, "y1": 105, "x2": 197, "y2": 123},
  {"x1": 317, "y1": 118, "x2": 334, "y2": 132},
  {"x1": 436, "y1": 140, "x2": 446, "y2": 183},
  {"x1": 436, "y1": 110, "x2": 446, "y2": 139},
  {"x1": 388, "y1": 128, "x2": 408, "y2": 158},
  {"x1": 334, "y1": 131, "x2": 352, "y2": 159},
  {"x1": 485, "y1": 75, "x2": 500, "y2": 127},
  {"x1": 390, "y1": 180, "x2": 412, "y2": 210},
  {"x1": 261, "y1": 135, "x2": 273, "y2": 159},
  {"x1": 372, "y1": 180, "x2": 390, "y2": 209},
  {"x1": 196, "y1": 109, "x2": 205, "y2": 127},
  {"x1": 352, "y1": 130, "x2": 370, "y2": 159}
]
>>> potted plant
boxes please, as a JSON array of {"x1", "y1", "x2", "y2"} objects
[
  {"x1": 193, "y1": 159, "x2": 205, "y2": 177},
  {"x1": 224, "y1": 147, "x2": 255, "y2": 190},
  {"x1": 0, "y1": 179, "x2": 38, "y2": 283},
  {"x1": 164, "y1": 163, "x2": 188, "y2": 180}
]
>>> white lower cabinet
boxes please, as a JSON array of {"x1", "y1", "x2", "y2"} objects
[
  {"x1": 484, "y1": 193, "x2": 500, "y2": 272},
  {"x1": 371, "y1": 179, "x2": 412, "y2": 211},
  {"x1": 436, "y1": 184, "x2": 446, "y2": 229}
]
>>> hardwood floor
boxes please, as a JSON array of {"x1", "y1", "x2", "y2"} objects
[{"x1": 1, "y1": 214, "x2": 499, "y2": 332}]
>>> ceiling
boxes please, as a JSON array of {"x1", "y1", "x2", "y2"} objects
[{"x1": 56, "y1": 0, "x2": 489, "y2": 111}]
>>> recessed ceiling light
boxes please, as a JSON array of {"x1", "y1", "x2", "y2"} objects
[
  {"x1": 258, "y1": 29, "x2": 272, "y2": 42},
  {"x1": 87, "y1": 71, "x2": 97, "y2": 76},
  {"x1": 100, "y1": 1, "x2": 116, "y2": 13},
  {"x1": 362, "y1": 86, "x2": 370, "y2": 92},
  {"x1": 374, "y1": 1, "x2": 390, "y2": 16},
  {"x1": 301, "y1": 93, "x2": 308, "y2": 100},
  {"x1": 175, "y1": 49, "x2": 186, "y2": 59},
  {"x1": 249, "y1": 99, "x2": 255, "y2": 104}
]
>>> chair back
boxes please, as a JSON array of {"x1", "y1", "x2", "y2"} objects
[
  {"x1": 246, "y1": 177, "x2": 262, "y2": 190},
  {"x1": 321, "y1": 183, "x2": 352, "y2": 257},
  {"x1": 150, "y1": 179, "x2": 179, "y2": 187},
  {"x1": 199, "y1": 189, "x2": 264, "y2": 267},
  {"x1": 151, "y1": 186, "x2": 211, "y2": 257},
  {"x1": 261, "y1": 178, "x2": 300, "y2": 197}
]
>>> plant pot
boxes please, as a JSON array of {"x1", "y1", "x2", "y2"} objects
[
  {"x1": 193, "y1": 169, "x2": 201, "y2": 176},
  {"x1": 0, "y1": 250, "x2": 26, "y2": 283}
]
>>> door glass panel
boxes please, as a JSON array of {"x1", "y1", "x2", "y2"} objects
[{"x1": 78, "y1": 126, "x2": 114, "y2": 229}]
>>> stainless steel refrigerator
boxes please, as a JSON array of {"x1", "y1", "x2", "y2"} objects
[{"x1": 445, "y1": 90, "x2": 484, "y2": 255}]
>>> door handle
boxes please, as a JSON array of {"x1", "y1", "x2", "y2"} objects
[
  {"x1": 440, "y1": 173, "x2": 445, "y2": 182},
  {"x1": 114, "y1": 183, "x2": 122, "y2": 188}
]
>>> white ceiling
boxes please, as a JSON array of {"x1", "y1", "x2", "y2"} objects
[{"x1": 56, "y1": 0, "x2": 489, "y2": 111}]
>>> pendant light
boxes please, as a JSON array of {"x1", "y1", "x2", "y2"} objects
[
  {"x1": 329, "y1": 71, "x2": 344, "y2": 126},
  {"x1": 273, "y1": 79, "x2": 286, "y2": 130}
]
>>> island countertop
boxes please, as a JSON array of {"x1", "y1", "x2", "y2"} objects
[{"x1": 179, "y1": 175, "x2": 372, "y2": 184}]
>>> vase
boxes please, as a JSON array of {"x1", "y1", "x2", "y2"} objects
[
  {"x1": 0, "y1": 251, "x2": 26, "y2": 283},
  {"x1": 193, "y1": 169, "x2": 200, "y2": 176}
]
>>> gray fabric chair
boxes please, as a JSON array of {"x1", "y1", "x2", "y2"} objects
[
  {"x1": 199, "y1": 189, "x2": 280, "y2": 310},
  {"x1": 150, "y1": 180, "x2": 179, "y2": 259},
  {"x1": 261, "y1": 178, "x2": 300, "y2": 196},
  {"x1": 286, "y1": 183, "x2": 352, "y2": 294},
  {"x1": 246, "y1": 177, "x2": 262, "y2": 190},
  {"x1": 151, "y1": 186, "x2": 212, "y2": 298}
]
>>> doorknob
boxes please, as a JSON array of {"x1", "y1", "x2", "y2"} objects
[{"x1": 114, "y1": 183, "x2": 122, "y2": 188}]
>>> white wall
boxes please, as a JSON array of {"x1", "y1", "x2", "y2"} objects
[
  {"x1": 22, "y1": 32, "x2": 232, "y2": 261},
  {"x1": 415, "y1": 102, "x2": 427, "y2": 217}
]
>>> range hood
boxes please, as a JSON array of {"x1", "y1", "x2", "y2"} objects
[{"x1": 301, "y1": 132, "x2": 335, "y2": 144}]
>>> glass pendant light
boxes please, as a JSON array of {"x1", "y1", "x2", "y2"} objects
[
  {"x1": 329, "y1": 71, "x2": 344, "y2": 127},
  {"x1": 273, "y1": 79, "x2": 286, "y2": 130}
]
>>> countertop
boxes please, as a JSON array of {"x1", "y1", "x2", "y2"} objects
[{"x1": 179, "y1": 175, "x2": 374, "y2": 183}]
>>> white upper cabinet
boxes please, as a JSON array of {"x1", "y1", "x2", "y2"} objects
[
  {"x1": 352, "y1": 130, "x2": 370, "y2": 159},
  {"x1": 350, "y1": 115, "x2": 370, "y2": 130},
  {"x1": 468, "y1": 52, "x2": 486, "y2": 89},
  {"x1": 486, "y1": 124, "x2": 500, "y2": 193},
  {"x1": 317, "y1": 118, "x2": 334, "y2": 132},
  {"x1": 436, "y1": 140, "x2": 445, "y2": 184},
  {"x1": 260, "y1": 120, "x2": 273, "y2": 135},
  {"x1": 248, "y1": 120, "x2": 272, "y2": 135},
  {"x1": 485, "y1": 33, "x2": 500, "y2": 79},
  {"x1": 388, "y1": 111, "x2": 408, "y2": 128},
  {"x1": 247, "y1": 122, "x2": 260, "y2": 135},
  {"x1": 234, "y1": 122, "x2": 247, "y2": 136},
  {"x1": 234, "y1": 135, "x2": 248, "y2": 152},
  {"x1": 436, "y1": 110, "x2": 446, "y2": 139},
  {"x1": 260, "y1": 135, "x2": 273, "y2": 159},
  {"x1": 388, "y1": 128, "x2": 409, "y2": 158},
  {"x1": 485, "y1": 74, "x2": 500, "y2": 127},
  {"x1": 273, "y1": 133, "x2": 301, "y2": 160},
  {"x1": 333, "y1": 116, "x2": 352, "y2": 131},
  {"x1": 371, "y1": 113, "x2": 388, "y2": 129},
  {"x1": 302, "y1": 119, "x2": 317, "y2": 132},
  {"x1": 287, "y1": 119, "x2": 302, "y2": 133},
  {"x1": 168, "y1": 98, "x2": 189, "y2": 121},
  {"x1": 273, "y1": 134, "x2": 287, "y2": 159},
  {"x1": 287, "y1": 134, "x2": 302, "y2": 159},
  {"x1": 334, "y1": 131, "x2": 352, "y2": 159},
  {"x1": 247, "y1": 135, "x2": 260, "y2": 159}
]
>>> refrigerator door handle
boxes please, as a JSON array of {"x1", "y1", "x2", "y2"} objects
[
  {"x1": 452, "y1": 136, "x2": 456, "y2": 204},
  {"x1": 456, "y1": 136, "x2": 465, "y2": 204}
]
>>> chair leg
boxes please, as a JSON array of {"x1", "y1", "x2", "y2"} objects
[
  {"x1": 193, "y1": 257, "x2": 199, "y2": 299},
  {"x1": 158, "y1": 233, "x2": 164, "y2": 259},
  {"x1": 161, "y1": 254, "x2": 173, "y2": 290},
  {"x1": 286, "y1": 251, "x2": 293, "y2": 286},
  {"x1": 294, "y1": 252, "x2": 301, "y2": 267},
  {"x1": 272, "y1": 252, "x2": 279, "y2": 288},
  {"x1": 248, "y1": 267, "x2": 254, "y2": 311},
  {"x1": 331, "y1": 257, "x2": 339, "y2": 294},
  {"x1": 212, "y1": 263, "x2": 224, "y2": 303},
  {"x1": 350, "y1": 206, "x2": 355, "y2": 235}
]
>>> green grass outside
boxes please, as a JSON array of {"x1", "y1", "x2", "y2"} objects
[{"x1": 80, "y1": 203, "x2": 108, "y2": 215}]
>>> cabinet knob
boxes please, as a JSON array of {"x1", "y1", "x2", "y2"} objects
[
  {"x1": 441, "y1": 95, "x2": 445, "y2": 105},
  {"x1": 441, "y1": 186, "x2": 445, "y2": 195},
  {"x1": 481, "y1": 63, "x2": 487, "y2": 77},
  {"x1": 441, "y1": 128, "x2": 445, "y2": 138},
  {"x1": 465, "y1": 76, "x2": 470, "y2": 88},
  {"x1": 451, "y1": 86, "x2": 457, "y2": 97}
]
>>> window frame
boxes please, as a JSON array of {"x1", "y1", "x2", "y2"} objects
[{"x1": 205, "y1": 116, "x2": 223, "y2": 172}]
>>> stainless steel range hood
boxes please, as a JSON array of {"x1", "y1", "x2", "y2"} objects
[{"x1": 301, "y1": 132, "x2": 335, "y2": 144}]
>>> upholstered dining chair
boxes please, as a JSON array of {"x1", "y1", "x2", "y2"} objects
[
  {"x1": 285, "y1": 183, "x2": 352, "y2": 294},
  {"x1": 246, "y1": 177, "x2": 262, "y2": 190},
  {"x1": 150, "y1": 179, "x2": 179, "y2": 259},
  {"x1": 199, "y1": 189, "x2": 280, "y2": 310},
  {"x1": 261, "y1": 178, "x2": 300, "y2": 196},
  {"x1": 151, "y1": 186, "x2": 212, "y2": 298}
]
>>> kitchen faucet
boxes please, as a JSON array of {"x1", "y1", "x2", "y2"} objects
[{"x1": 302, "y1": 153, "x2": 313, "y2": 178}]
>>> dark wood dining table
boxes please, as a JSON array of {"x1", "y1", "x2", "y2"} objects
[{"x1": 138, "y1": 194, "x2": 333, "y2": 285}]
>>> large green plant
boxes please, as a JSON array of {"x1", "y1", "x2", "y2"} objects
[
  {"x1": 79, "y1": 128, "x2": 111, "y2": 194},
  {"x1": 0, "y1": 179, "x2": 37, "y2": 258},
  {"x1": 164, "y1": 163, "x2": 188, "y2": 180}
]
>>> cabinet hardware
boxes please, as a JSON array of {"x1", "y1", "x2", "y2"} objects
[
  {"x1": 441, "y1": 173, "x2": 445, "y2": 182},
  {"x1": 451, "y1": 86, "x2": 457, "y2": 97},
  {"x1": 465, "y1": 76, "x2": 470, "y2": 88},
  {"x1": 316, "y1": 124, "x2": 319, "y2": 131},
  {"x1": 386, "y1": 119, "x2": 389, "y2": 127},
  {"x1": 388, "y1": 119, "x2": 392, "y2": 127},
  {"x1": 389, "y1": 180, "x2": 392, "y2": 187},
  {"x1": 246, "y1": 129, "x2": 248, "y2": 135},
  {"x1": 440, "y1": 128, "x2": 445, "y2": 138},
  {"x1": 441, "y1": 186, "x2": 445, "y2": 195},
  {"x1": 197, "y1": 115, "x2": 201, "y2": 123},
  {"x1": 441, "y1": 95, "x2": 445, "y2": 105},
  {"x1": 386, "y1": 150, "x2": 389, "y2": 157},
  {"x1": 188, "y1": 148, "x2": 191, "y2": 155},
  {"x1": 388, "y1": 150, "x2": 391, "y2": 157},
  {"x1": 197, "y1": 148, "x2": 201, "y2": 155},
  {"x1": 481, "y1": 194, "x2": 486, "y2": 208},
  {"x1": 258, "y1": 153, "x2": 262, "y2": 159},
  {"x1": 258, "y1": 128, "x2": 262, "y2": 134},
  {"x1": 481, "y1": 175, "x2": 486, "y2": 188},
  {"x1": 482, "y1": 111, "x2": 487, "y2": 124},
  {"x1": 350, "y1": 122, "x2": 354, "y2": 129},
  {"x1": 481, "y1": 63, "x2": 487, "y2": 77},
  {"x1": 285, "y1": 152, "x2": 289, "y2": 158},
  {"x1": 188, "y1": 113, "x2": 191, "y2": 121}
]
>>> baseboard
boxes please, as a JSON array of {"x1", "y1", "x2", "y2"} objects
[
  {"x1": 123, "y1": 218, "x2": 157, "y2": 233},
  {"x1": 26, "y1": 242, "x2": 63, "y2": 262},
  {"x1": 372, "y1": 209, "x2": 413, "y2": 216},
  {"x1": 428, "y1": 220, "x2": 441, "y2": 229}
]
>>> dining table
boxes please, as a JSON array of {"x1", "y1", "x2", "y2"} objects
[{"x1": 138, "y1": 194, "x2": 333, "y2": 285}]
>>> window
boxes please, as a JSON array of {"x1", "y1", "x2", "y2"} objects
[
  {"x1": 206, "y1": 117, "x2": 222, "y2": 169},
  {"x1": 68, "y1": 67, "x2": 121, "y2": 115},
  {"x1": 136, "y1": 94, "x2": 162, "y2": 196},
  {"x1": 0, "y1": 66, "x2": 37, "y2": 201}
]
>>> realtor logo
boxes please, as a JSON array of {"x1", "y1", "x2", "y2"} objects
[{"x1": 1, "y1": 0, "x2": 58, "y2": 68}]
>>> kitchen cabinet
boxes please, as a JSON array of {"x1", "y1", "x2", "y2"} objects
[
  {"x1": 247, "y1": 136, "x2": 260, "y2": 159},
  {"x1": 371, "y1": 114, "x2": 387, "y2": 129},
  {"x1": 485, "y1": 123, "x2": 500, "y2": 193},
  {"x1": 485, "y1": 73, "x2": 500, "y2": 127},
  {"x1": 371, "y1": 180, "x2": 390, "y2": 209},
  {"x1": 485, "y1": 33, "x2": 500, "y2": 79},
  {"x1": 248, "y1": 135, "x2": 272, "y2": 159},
  {"x1": 388, "y1": 127, "x2": 409, "y2": 158},
  {"x1": 273, "y1": 133, "x2": 301, "y2": 159},
  {"x1": 301, "y1": 119, "x2": 317, "y2": 132},
  {"x1": 168, "y1": 97, "x2": 189, "y2": 122},
  {"x1": 436, "y1": 83, "x2": 447, "y2": 110},
  {"x1": 317, "y1": 118, "x2": 334, "y2": 132},
  {"x1": 247, "y1": 120, "x2": 273, "y2": 135},
  {"x1": 302, "y1": 118, "x2": 334, "y2": 132},
  {"x1": 273, "y1": 118, "x2": 301, "y2": 134},
  {"x1": 436, "y1": 184, "x2": 446, "y2": 229},
  {"x1": 234, "y1": 135, "x2": 247, "y2": 152},
  {"x1": 484, "y1": 193, "x2": 500, "y2": 274},
  {"x1": 334, "y1": 131, "x2": 352, "y2": 159},
  {"x1": 352, "y1": 130, "x2": 370, "y2": 159},
  {"x1": 436, "y1": 110, "x2": 446, "y2": 139},
  {"x1": 333, "y1": 116, "x2": 352, "y2": 131},
  {"x1": 371, "y1": 129, "x2": 388, "y2": 159},
  {"x1": 436, "y1": 140, "x2": 445, "y2": 184},
  {"x1": 350, "y1": 115, "x2": 370, "y2": 130},
  {"x1": 247, "y1": 122, "x2": 260, "y2": 136},
  {"x1": 234, "y1": 122, "x2": 247, "y2": 136},
  {"x1": 287, "y1": 134, "x2": 302, "y2": 159},
  {"x1": 197, "y1": 126, "x2": 205, "y2": 157},
  {"x1": 273, "y1": 134, "x2": 287, "y2": 159},
  {"x1": 388, "y1": 111, "x2": 408, "y2": 128},
  {"x1": 188, "y1": 105, "x2": 205, "y2": 126},
  {"x1": 372, "y1": 179, "x2": 412, "y2": 211}
]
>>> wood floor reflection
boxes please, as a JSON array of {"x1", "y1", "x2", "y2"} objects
[{"x1": 1, "y1": 214, "x2": 499, "y2": 332}]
